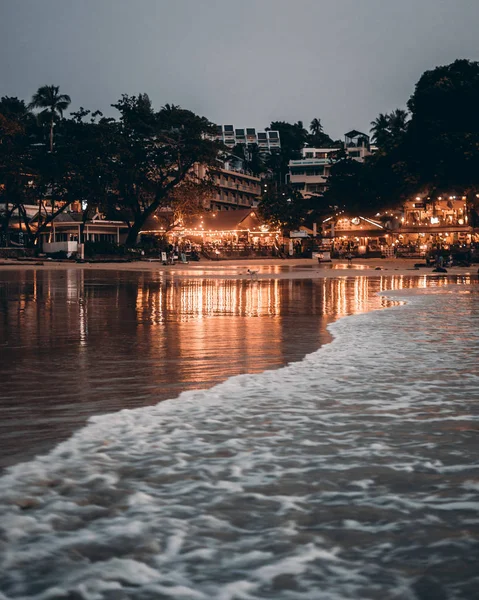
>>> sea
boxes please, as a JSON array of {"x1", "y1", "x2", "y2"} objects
[{"x1": 0, "y1": 269, "x2": 478, "y2": 600}]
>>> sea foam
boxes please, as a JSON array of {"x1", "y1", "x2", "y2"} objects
[{"x1": 0, "y1": 284, "x2": 478, "y2": 599}]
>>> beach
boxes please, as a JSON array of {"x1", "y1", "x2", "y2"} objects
[
  {"x1": 0, "y1": 256, "x2": 477, "y2": 280},
  {"x1": 0, "y1": 260, "x2": 478, "y2": 599}
]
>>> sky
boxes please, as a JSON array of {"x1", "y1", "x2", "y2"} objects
[{"x1": 1, "y1": 0, "x2": 479, "y2": 139}]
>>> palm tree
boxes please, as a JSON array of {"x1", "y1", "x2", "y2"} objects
[
  {"x1": 370, "y1": 113, "x2": 390, "y2": 147},
  {"x1": 388, "y1": 108, "x2": 409, "y2": 139},
  {"x1": 310, "y1": 118, "x2": 323, "y2": 136},
  {"x1": 29, "y1": 85, "x2": 71, "y2": 152}
]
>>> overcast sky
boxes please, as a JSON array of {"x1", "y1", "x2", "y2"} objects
[{"x1": 1, "y1": 0, "x2": 478, "y2": 138}]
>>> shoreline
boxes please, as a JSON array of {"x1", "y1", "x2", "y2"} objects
[
  {"x1": 0, "y1": 257, "x2": 477, "y2": 280},
  {"x1": 0, "y1": 261, "x2": 476, "y2": 470}
]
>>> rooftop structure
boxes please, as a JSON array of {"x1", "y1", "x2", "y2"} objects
[{"x1": 214, "y1": 125, "x2": 281, "y2": 153}]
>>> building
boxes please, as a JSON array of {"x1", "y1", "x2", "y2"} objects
[
  {"x1": 322, "y1": 215, "x2": 388, "y2": 256},
  {"x1": 288, "y1": 131, "x2": 373, "y2": 198},
  {"x1": 289, "y1": 146, "x2": 338, "y2": 197},
  {"x1": 394, "y1": 196, "x2": 476, "y2": 253},
  {"x1": 320, "y1": 196, "x2": 479, "y2": 258},
  {"x1": 141, "y1": 208, "x2": 282, "y2": 259},
  {"x1": 214, "y1": 125, "x2": 281, "y2": 153},
  {"x1": 343, "y1": 130, "x2": 372, "y2": 161},
  {"x1": 38, "y1": 212, "x2": 129, "y2": 254},
  {"x1": 195, "y1": 163, "x2": 262, "y2": 212}
]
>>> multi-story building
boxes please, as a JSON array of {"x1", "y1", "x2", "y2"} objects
[
  {"x1": 289, "y1": 131, "x2": 373, "y2": 198},
  {"x1": 214, "y1": 125, "x2": 281, "y2": 153},
  {"x1": 195, "y1": 163, "x2": 261, "y2": 211}
]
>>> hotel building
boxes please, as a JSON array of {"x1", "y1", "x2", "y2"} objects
[
  {"x1": 289, "y1": 131, "x2": 373, "y2": 198},
  {"x1": 214, "y1": 125, "x2": 281, "y2": 153},
  {"x1": 195, "y1": 163, "x2": 262, "y2": 212}
]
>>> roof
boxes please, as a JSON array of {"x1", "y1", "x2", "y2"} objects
[
  {"x1": 141, "y1": 208, "x2": 270, "y2": 234},
  {"x1": 53, "y1": 212, "x2": 84, "y2": 223},
  {"x1": 184, "y1": 209, "x2": 262, "y2": 232},
  {"x1": 344, "y1": 130, "x2": 369, "y2": 139},
  {"x1": 29, "y1": 211, "x2": 84, "y2": 223}
]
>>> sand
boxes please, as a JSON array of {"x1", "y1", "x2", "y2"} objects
[{"x1": 0, "y1": 256, "x2": 477, "y2": 280}]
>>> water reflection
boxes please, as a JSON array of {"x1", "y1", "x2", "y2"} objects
[{"x1": 0, "y1": 270, "x2": 468, "y2": 468}]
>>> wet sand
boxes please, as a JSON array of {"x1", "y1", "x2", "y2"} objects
[{"x1": 0, "y1": 256, "x2": 477, "y2": 279}]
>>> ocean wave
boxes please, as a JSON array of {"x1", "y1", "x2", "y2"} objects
[{"x1": 1, "y1": 285, "x2": 478, "y2": 599}]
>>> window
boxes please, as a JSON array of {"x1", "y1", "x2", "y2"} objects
[{"x1": 305, "y1": 167, "x2": 324, "y2": 176}]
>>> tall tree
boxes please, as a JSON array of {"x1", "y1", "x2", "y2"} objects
[
  {"x1": 406, "y1": 58, "x2": 479, "y2": 203},
  {"x1": 370, "y1": 113, "x2": 391, "y2": 148},
  {"x1": 310, "y1": 118, "x2": 323, "y2": 137},
  {"x1": 388, "y1": 109, "x2": 409, "y2": 140},
  {"x1": 268, "y1": 120, "x2": 308, "y2": 183},
  {"x1": 231, "y1": 142, "x2": 265, "y2": 176},
  {"x1": 370, "y1": 110, "x2": 409, "y2": 150},
  {"x1": 308, "y1": 118, "x2": 335, "y2": 147},
  {"x1": 111, "y1": 95, "x2": 221, "y2": 246},
  {"x1": 0, "y1": 97, "x2": 36, "y2": 243},
  {"x1": 258, "y1": 184, "x2": 306, "y2": 232},
  {"x1": 29, "y1": 85, "x2": 71, "y2": 152}
]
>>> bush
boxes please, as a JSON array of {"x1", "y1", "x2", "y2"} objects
[{"x1": 84, "y1": 241, "x2": 127, "y2": 257}]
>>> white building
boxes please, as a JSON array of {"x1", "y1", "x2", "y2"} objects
[
  {"x1": 215, "y1": 125, "x2": 281, "y2": 153},
  {"x1": 288, "y1": 131, "x2": 373, "y2": 198}
]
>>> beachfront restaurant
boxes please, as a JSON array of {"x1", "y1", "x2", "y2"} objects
[
  {"x1": 322, "y1": 215, "x2": 391, "y2": 257},
  {"x1": 141, "y1": 208, "x2": 282, "y2": 258},
  {"x1": 394, "y1": 197, "x2": 477, "y2": 253}
]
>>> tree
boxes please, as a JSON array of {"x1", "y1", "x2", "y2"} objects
[
  {"x1": 308, "y1": 118, "x2": 335, "y2": 147},
  {"x1": 323, "y1": 158, "x2": 370, "y2": 214},
  {"x1": 370, "y1": 110, "x2": 409, "y2": 151},
  {"x1": 389, "y1": 109, "x2": 409, "y2": 140},
  {"x1": 153, "y1": 178, "x2": 215, "y2": 235},
  {"x1": 258, "y1": 184, "x2": 306, "y2": 232},
  {"x1": 111, "y1": 95, "x2": 221, "y2": 246},
  {"x1": 29, "y1": 85, "x2": 71, "y2": 152},
  {"x1": 231, "y1": 142, "x2": 265, "y2": 176},
  {"x1": 406, "y1": 59, "x2": 479, "y2": 202},
  {"x1": 268, "y1": 120, "x2": 308, "y2": 183},
  {"x1": 0, "y1": 97, "x2": 37, "y2": 243},
  {"x1": 370, "y1": 113, "x2": 391, "y2": 148},
  {"x1": 310, "y1": 118, "x2": 323, "y2": 137}
]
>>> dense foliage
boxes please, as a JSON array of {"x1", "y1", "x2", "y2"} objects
[
  {"x1": 326, "y1": 59, "x2": 479, "y2": 216},
  {"x1": 0, "y1": 89, "x2": 221, "y2": 247}
]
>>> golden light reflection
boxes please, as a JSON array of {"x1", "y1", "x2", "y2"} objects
[
  {"x1": 2, "y1": 270, "x2": 475, "y2": 372},
  {"x1": 1, "y1": 268, "x2": 477, "y2": 467}
]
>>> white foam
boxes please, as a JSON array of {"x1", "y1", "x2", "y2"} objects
[{"x1": 1, "y1": 283, "x2": 478, "y2": 599}]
